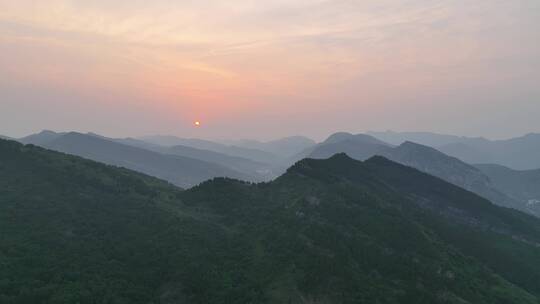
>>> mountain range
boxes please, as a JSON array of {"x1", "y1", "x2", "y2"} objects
[
  {"x1": 305, "y1": 132, "x2": 391, "y2": 160},
  {"x1": 19, "y1": 131, "x2": 254, "y2": 188},
  {"x1": 368, "y1": 131, "x2": 540, "y2": 170},
  {"x1": 138, "y1": 135, "x2": 283, "y2": 164},
  {"x1": 476, "y1": 164, "x2": 540, "y2": 217},
  {"x1": 438, "y1": 133, "x2": 540, "y2": 170},
  {"x1": 222, "y1": 136, "x2": 316, "y2": 157},
  {"x1": 12, "y1": 130, "x2": 540, "y2": 218},
  {"x1": 1, "y1": 138, "x2": 539, "y2": 303},
  {"x1": 116, "y1": 137, "x2": 277, "y2": 180},
  {"x1": 301, "y1": 132, "x2": 533, "y2": 216},
  {"x1": 367, "y1": 130, "x2": 478, "y2": 147}
]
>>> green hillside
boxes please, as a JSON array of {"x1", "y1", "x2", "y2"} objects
[{"x1": 1, "y1": 139, "x2": 539, "y2": 303}]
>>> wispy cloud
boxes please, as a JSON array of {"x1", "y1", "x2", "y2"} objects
[{"x1": 0, "y1": 0, "x2": 539, "y2": 138}]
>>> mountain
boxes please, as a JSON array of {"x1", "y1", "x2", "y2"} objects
[
  {"x1": 19, "y1": 129, "x2": 65, "y2": 145},
  {"x1": 383, "y1": 141, "x2": 490, "y2": 190},
  {"x1": 381, "y1": 142, "x2": 521, "y2": 212},
  {"x1": 116, "y1": 137, "x2": 277, "y2": 181},
  {"x1": 2, "y1": 138, "x2": 540, "y2": 303},
  {"x1": 476, "y1": 164, "x2": 540, "y2": 217},
  {"x1": 139, "y1": 135, "x2": 281, "y2": 164},
  {"x1": 165, "y1": 145, "x2": 276, "y2": 180},
  {"x1": 114, "y1": 136, "x2": 167, "y2": 151},
  {"x1": 225, "y1": 136, "x2": 316, "y2": 157},
  {"x1": 137, "y1": 134, "x2": 198, "y2": 146},
  {"x1": 293, "y1": 132, "x2": 391, "y2": 162},
  {"x1": 367, "y1": 131, "x2": 540, "y2": 170},
  {"x1": 436, "y1": 142, "x2": 490, "y2": 164},
  {"x1": 306, "y1": 133, "x2": 529, "y2": 215},
  {"x1": 0, "y1": 135, "x2": 13, "y2": 140},
  {"x1": 438, "y1": 133, "x2": 540, "y2": 170},
  {"x1": 367, "y1": 130, "x2": 474, "y2": 146},
  {"x1": 21, "y1": 131, "x2": 251, "y2": 188}
]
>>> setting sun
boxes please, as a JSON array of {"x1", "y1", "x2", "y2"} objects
[{"x1": 194, "y1": 121, "x2": 201, "y2": 127}]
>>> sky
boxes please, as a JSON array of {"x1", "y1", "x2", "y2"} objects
[{"x1": 0, "y1": 0, "x2": 539, "y2": 141}]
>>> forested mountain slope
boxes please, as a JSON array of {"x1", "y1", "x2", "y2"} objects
[{"x1": 1, "y1": 139, "x2": 539, "y2": 303}]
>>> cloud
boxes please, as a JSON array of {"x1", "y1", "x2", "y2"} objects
[{"x1": 0, "y1": 0, "x2": 539, "y2": 138}]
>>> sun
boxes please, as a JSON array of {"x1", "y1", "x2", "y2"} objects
[{"x1": 194, "y1": 121, "x2": 201, "y2": 127}]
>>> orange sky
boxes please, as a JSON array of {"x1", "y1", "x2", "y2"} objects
[{"x1": 1, "y1": 0, "x2": 539, "y2": 140}]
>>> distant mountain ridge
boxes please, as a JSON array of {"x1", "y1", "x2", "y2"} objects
[
  {"x1": 367, "y1": 130, "x2": 479, "y2": 146},
  {"x1": 19, "y1": 131, "x2": 254, "y2": 188},
  {"x1": 288, "y1": 132, "x2": 391, "y2": 164},
  {"x1": 139, "y1": 135, "x2": 281, "y2": 164},
  {"x1": 476, "y1": 164, "x2": 540, "y2": 217},
  {"x1": 115, "y1": 137, "x2": 277, "y2": 180},
  {"x1": 368, "y1": 130, "x2": 540, "y2": 170},
  {"x1": 438, "y1": 133, "x2": 540, "y2": 170},
  {"x1": 224, "y1": 136, "x2": 316, "y2": 157},
  {"x1": 19, "y1": 129, "x2": 65, "y2": 145}
]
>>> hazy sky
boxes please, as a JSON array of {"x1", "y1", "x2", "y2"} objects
[{"x1": 1, "y1": 0, "x2": 539, "y2": 141}]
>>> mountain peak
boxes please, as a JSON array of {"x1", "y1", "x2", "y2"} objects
[
  {"x1": 19, "y1": 130, "x2": 64, "y2": 145},
  {"x1": 38, "y1": 129, "x2": 58, "y2": 135},
  {"x1": 400, "y1": 140, "x2": 425, "y2": 148},
  {"x1": 323, "y1": 132, "x2": 391, "y2": 146},
  {"x1": 396, "y1": 141, "x2": 442, "y2": 154},
  {"x1": 328, "y1": 152, "x2": 354, "y2": 161},
  {"x1": 284, "y1": 152, "x2": 372, "y2": 184},
  {"x1": 323, "y1": 132, "x2": 355, "y2": 144}
]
